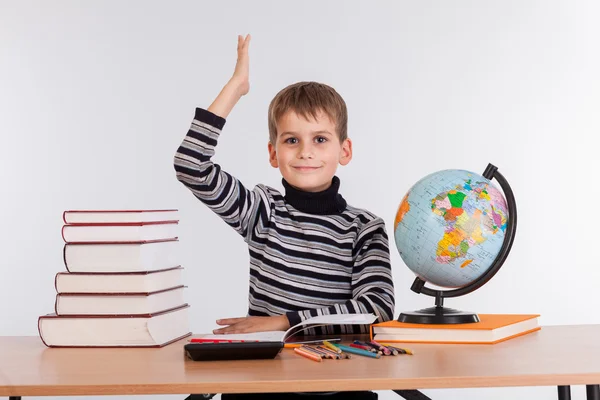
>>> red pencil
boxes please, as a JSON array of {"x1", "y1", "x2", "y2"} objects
[{"x1": 350, "y1": 343, "x2": 379, "y2": 353}]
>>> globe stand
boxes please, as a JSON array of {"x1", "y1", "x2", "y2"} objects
[
  {"x1": 397, "y1": 283, "x2": 480, "y2": 324},
  {"x1": 397, "y1": 163, "x2": 517, "y2": 325}
]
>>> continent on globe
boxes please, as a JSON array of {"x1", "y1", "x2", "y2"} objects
[
  {"x1": 394, "y1": 192, "x2": 410, "y2": 230},
  {"x1": 431, "y1": 179, "x2": 507, "y2": 265}
]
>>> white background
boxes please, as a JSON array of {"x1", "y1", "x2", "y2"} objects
[{"x1": 2, "y1": 1, "x2": 599, "y2": 399}]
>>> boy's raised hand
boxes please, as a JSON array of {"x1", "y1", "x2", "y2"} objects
[
  {"x1": 213, "y1": 315, "x2": 290, "y2": 334},
  {"x1": 206, "y1": 34, "x2": 251, "y2": 118},
  {"x1": 231, "y1": 34, "x2": 251, "y2": 96}
]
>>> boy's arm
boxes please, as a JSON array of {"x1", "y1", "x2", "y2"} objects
[
  {"x1": 207, "y1": 35, "x2": 251, "y2": 118},
  {"x1": 286, "y1": 217, "x2": 396, "y2": 329},
  {"x1": 173, "y1": 35, "x2": 266, "y2": 240}
]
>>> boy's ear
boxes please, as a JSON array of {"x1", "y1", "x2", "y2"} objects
[
  {"x1": 268, "y1": 142, "x2": 279, "y2": 168},
  {"x1": 339, "y1": 138, "x2": 353, "y2": 166}
]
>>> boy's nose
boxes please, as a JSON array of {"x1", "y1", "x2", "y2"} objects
[{"x1": 298, "y1": 144, "x2": 314, "y2": 159}]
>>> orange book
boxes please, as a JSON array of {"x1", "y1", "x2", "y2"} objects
[{"x1": 370, "y1": 314, "x2": 541, "y2": 344}]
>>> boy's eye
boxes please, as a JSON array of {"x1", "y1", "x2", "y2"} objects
[
  {"x1": 285, "y1": 137, "x2": 298, "y2": 144},
  {"x1": 315, "y1": 136, "x2": 328, "y2": 144}
]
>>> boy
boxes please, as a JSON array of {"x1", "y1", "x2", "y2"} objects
[{"x1": 174, "y1": 35, "x2": 394, "y2": 399}]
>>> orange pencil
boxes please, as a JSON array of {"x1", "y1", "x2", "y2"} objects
[
  {"x1": 301, "y1": 345, "x2": 333, "y2": 359},
  {"x1": 294, "y1": 347, "x2": 322, "y2": 362},
  {"x1": 316, "y1": 346, "x2": 342, "y2": 359},
  {"x1": 284, "y1": 343, "x2": 302, "y2": 348}
]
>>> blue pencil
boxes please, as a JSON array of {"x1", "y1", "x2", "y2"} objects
[{"x1": 335, "y1": 344, "x2": 381, "y2": 359}]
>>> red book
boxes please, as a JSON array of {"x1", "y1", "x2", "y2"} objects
[
  {"x1": 38, "y1": 304, "x2": 191, "y2": 348},
  {"x1": 55, "y1": 285, "x2": 187, "y2": 316},
  {"x1": 63, "y1": 239, "x2": 180, "y2": 273},
  {"x1": 55, "y1": 266, "x2": 184, "y2": 293},
  {"x1": 63, "y1": 209, "x2": 179, "y2": 224},
  {"x1": 61, "y1": 221, "x2": 178, "y2": 243}
]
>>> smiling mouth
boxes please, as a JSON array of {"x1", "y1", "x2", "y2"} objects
[{"x1": 293, "y1": 166, "x2": 321, "y2": 171}]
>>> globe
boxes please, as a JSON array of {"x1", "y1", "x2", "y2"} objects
[{"x1": 393, "y1": 164, "x2": 517, "y2": 324}]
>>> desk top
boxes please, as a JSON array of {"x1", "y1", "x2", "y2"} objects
[{"x1": 1, "y1": 325, "x2": 600, "y2": 396}]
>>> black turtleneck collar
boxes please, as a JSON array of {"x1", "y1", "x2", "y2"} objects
[{"x1": 282, "y1": 176, "x2": 347, "y2": 215}]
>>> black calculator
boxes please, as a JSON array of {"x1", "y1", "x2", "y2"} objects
[{"x1": 184, "y1": 341, "x2": 284, "y2": 361}]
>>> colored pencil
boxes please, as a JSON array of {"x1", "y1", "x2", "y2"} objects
[
  {"x1": 323, "y1": 340, "x2": 342, "y2": 353},
  {"x1": 379, "y1": 343, "x2": 414, "y2": 355},
  {"x1": 350, "y1": 343, "x2": 379, "y2": 353},
  {"x1": 294, "y1": 347, "x2": 322, "y2": 362},
  {"x1": 316, "y1": 346, "x2": 342, "y2": 359},
  {"x1": 301, "y1": 345, "x2": 334, "y2": 359},
  {"x1": 335, "y1": 344, "x2": 381, "y2": 358},
  {"x1": 369, "y1": 340, "x2": 392, "y2": 356}
]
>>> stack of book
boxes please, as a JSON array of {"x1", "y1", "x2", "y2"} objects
[{"x1": 38, "y1": 209, "x2": 191, "y2": 347}]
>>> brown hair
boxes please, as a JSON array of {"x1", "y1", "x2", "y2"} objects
[{"x1": 267, "y1": 81, "x2": 348, "y2": 145}]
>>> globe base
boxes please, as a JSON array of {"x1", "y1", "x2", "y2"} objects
[{"x1": 398, "y1": 306, "x2": 480, "y2": 324}]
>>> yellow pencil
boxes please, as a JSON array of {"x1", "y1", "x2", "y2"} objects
[
  {"x1": 323, "y1": 340, "x2": 342, "y2": 353},
  {"x1": 402, "y1": 348, "x2": 414, "y2": 355}
]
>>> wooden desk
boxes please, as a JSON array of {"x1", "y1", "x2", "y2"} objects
[{"x1": 1, "y1": 325, "x2": 599, "y2": 400}]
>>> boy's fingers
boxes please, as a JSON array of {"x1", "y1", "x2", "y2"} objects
[
  {"x1": 214, "y1": 328, "x2": 244, "y2": 334},
  {"x1": 213, "y1": 322, "x2": 251, "y2": 334},
  {"x1": 213, "y1": 327, "x2": 234, "y2": 334},
  {"x1": 215, "y1": 325, "x2": 253, "y2": 334},
  {"x1": 240, "y1": 34, "x2": 249, "y2": 49},
  {"x1": 216, "y1": 317, "x2": 246, "y2": 325}
]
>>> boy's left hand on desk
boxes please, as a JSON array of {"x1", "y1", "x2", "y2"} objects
[{"x1": 213, "y1": 315, "x2": 290, "y2": 334}]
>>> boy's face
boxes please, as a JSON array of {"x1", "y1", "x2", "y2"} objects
[{"x1": 268, "y1": 109, "x2": 352, "y2": 192}]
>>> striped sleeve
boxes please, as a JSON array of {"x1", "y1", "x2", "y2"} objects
[
  {"x1": 286, "y1": 217, "x2": 396, "y2": 331},
  {"x1": 173, "y1": 108, "x2": 268, "y2": 242}
]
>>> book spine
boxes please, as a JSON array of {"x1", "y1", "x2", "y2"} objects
[{"x1": 62, "y1": 244, "x2": 70, "y2": 273}]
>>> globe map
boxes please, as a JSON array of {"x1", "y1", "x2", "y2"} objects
[{"x1": 394, "y1": 169, "x2": 509, "y2": 289}]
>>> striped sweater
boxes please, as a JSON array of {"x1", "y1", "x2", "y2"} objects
[{"x1": 174, "y1": 108, "x2": 395, "y2": 334}]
